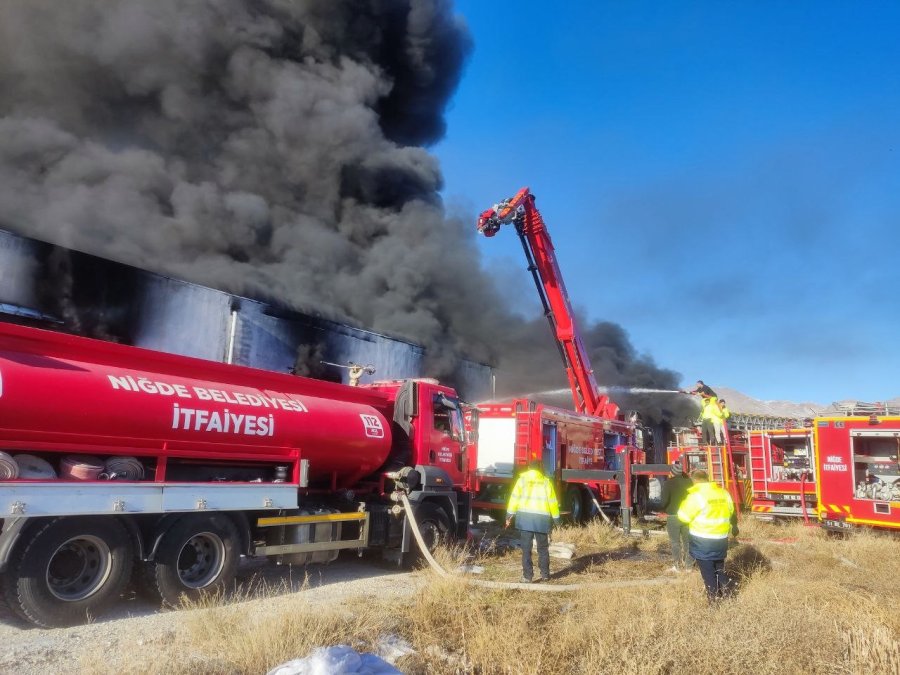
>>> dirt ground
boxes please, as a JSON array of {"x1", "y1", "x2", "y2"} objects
[
  {"x1": 0, "y1": 558, "x2": 423, "y2": 675},
  {"x1": 0, "y1": 520, "x2": 664, "y2": 674},
  {"x1": 2, "y1": 519, "x2": 897, "y2": 675},
  {"x1": 0, "y1": 519, "x2": 690, "y2": 674}
]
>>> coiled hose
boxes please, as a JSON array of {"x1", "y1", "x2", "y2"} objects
[
  {"x1": 60, "y1": 455, "x2": 105, "y2": 480},
  {"x1": 58, "y1": 455, "x2": 145, "y2": 480},
  {"x1": 0, "y1": 451, "x2": 19, "y2": 480},
  {"x1": 400, "y1": 494, "x2": 676, "y2": 593},
  {"x1": 12, "y1": 454, "x2": 56, "y2": 479},
  {"x1": 102, "y1": 456, "x2": 145, "y2": 480}
]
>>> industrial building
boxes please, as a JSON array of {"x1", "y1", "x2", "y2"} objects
[{"x1": 0, "y1": 228, "x2": 492, "y2": 401}]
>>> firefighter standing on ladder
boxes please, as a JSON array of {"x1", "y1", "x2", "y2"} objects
[
  {"x1": 505, "y1": 460, "x2": 561, "y2": 583},
  {"x1": 716, "y1": 398, "x2": 731, "y2": 444},
  {"x1": 700, "y1": 395, "x2": 723, "y2": 445}
]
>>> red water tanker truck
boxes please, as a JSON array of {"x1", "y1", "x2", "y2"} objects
[{"x1": 0, "y1": 322, "x2": 472, "y2": 627}]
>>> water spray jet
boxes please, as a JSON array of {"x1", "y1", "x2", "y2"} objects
[{"x1": 525, "y1": 386, "x2": 685, "y2": 398}]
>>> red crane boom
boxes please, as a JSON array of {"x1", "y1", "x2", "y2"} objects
[{"x1": 478, "y1": 187, "x2": 619, "y2": 419}]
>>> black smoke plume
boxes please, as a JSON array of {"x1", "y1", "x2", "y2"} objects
[{"x1": 0, "y1": 0, "x2": 687, "y2": 423}]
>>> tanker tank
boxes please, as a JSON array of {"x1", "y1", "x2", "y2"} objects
[{"x1": 0, "y1": 321, "x2": 395, "y2": 488}]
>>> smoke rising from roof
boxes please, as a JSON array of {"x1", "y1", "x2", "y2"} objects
[{"x1": 0, "y1": 0, "x2": 687, "y2": 422}]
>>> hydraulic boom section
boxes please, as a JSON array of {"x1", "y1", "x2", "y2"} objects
[{"x1": 478, "y1": 187, "x2": 619, "y2": 419}]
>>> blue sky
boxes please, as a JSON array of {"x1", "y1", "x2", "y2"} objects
[{"x1": 434, "y1": 1, "x2": 900, "y2": 403}]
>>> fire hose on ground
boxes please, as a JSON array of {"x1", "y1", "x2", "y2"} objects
[
  {"x1": 590, "y1": 495, "x2": 613, "y2": 524},
  {"x1": 399, "y1": 493, "x2": 677, "y2": 593}
]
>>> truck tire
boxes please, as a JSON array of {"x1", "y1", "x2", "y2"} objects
[
  {"x1": 0, "y1": 574, "x2": 29, "y2": 625},
  {"x1": 413, "y1": 503, "x2": 451, "y2": 553},
  {"x1": 566, "y1": 486, "x2": 585, "y2": 524},
  {"x1": 3, "y1": 517, "x2": 133, "y2": 627},
  {"x1": 144, "y1": 514, "x2": 240, "y2": 607}
]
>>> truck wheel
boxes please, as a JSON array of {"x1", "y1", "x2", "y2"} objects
[
  {"x1": 413, "y1": 503, "x2": 451, "y2": 553},
  {"x1": 566, "y1": 487, "x2": 585, "y2": 524},
  {"x1": 634, "y1": 482, "x2": 649, "y2": 520},
  {"x1": 3, "y1": 517, "x2": 133, "y2": 627},
  {"x1": 0, "y1": 586, "x2": 26, "y2": 625},
  {"x1": 145, "y1": 514, "x2": 240, "y2": 607}
]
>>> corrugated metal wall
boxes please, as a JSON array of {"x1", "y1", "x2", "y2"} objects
[{"x1": 0, "y1": 228, "x2": 492, "y2": 401}]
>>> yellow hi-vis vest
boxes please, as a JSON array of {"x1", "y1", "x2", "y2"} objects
[
  {"x1": 701, "y1": 397, "x2": 723, "y2": 421},
  {"x1": 720, "y1": 405, "x2": 731, "y2": 420},
  {"x1": 677, "y1": 481, "x2": 735, "y2": 539},
  {"x1": 507, "y1": 469, "x2": 561, "y2": 519}
]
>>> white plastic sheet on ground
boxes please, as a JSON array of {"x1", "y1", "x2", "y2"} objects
[
  {"x1": 374, "y1": 634, "x2": 416, "y2": 663},
  {"x1": 266, "y1": 645, "x2": 402, "y2": 675}
]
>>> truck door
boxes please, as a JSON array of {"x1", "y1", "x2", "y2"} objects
[
  {"x1": 427, "y1": 390, "x2": 466, "y2": 485},
  {"x1": 542, "y1": 423, "x2": 558, "y2": 476}
]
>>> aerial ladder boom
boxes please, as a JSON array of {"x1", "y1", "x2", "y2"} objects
[{"x1": 478, "y1": 187, "x2": 619, "y2": 419}]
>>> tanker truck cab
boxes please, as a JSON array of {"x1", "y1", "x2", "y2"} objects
[
  {"x1": 364, "y1": 379, "x2": 472, "y2": 553},
  {"x1": 0, "y1": 323, "x2": 472, "y2": 626}
]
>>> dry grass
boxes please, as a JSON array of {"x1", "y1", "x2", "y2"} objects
[
  {"x1": 80, "y1": 519, "x2": 899, "y2": 675},
  {"x1": 465, "y1": 519, "x2": 665, "y2": 582},
  {"x1": 79, "y1": 580, "x2": 396, "y2": 675}
]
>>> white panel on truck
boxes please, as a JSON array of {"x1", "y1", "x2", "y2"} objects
[{"x1": 476, "y1": 417, "x2": 516, "y2": 475}]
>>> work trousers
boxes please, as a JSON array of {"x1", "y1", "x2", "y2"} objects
[
  {"x1": 701, "y1": 420, "x2": 716, "y2": 445},
  {"x1": 520, "y1": 530, "x2": 550, "y2": 580},
  {"x1": 666, "y1": 517, "x2": 693, "y2": 569},
  {"x1": 695, "y1": 558, "x2": 733, "y2": 601},
  {"x1": 712, "y1": 419, "x2": 725, "y2": 444}
]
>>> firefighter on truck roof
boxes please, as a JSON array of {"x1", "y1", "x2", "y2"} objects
[{"x1": 683, "y1": 380, "x2": 721, "y2": 446}]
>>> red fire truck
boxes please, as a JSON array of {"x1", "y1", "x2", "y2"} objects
[
  {"x1": 472, "y1": 399, "x2": 649, "y2": 522},
  {"x1": 0, "y1": 322, "x2": 472, "y2": 626},
  {"x1": 669, "y1": 410, "x2": 900, "y2": 531},
  {"x1": 748, "y1": 427, "x2": 817, "y2": 519},
  {"x1": 814, "y1": 413, "x2": 900, "y2": 531},
  {"x1": 471, "y1": 188, "x2": 668, "y2": 530}
]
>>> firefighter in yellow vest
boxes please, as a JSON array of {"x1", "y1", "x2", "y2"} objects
[
  {"x1": 700, "y1": 395, "x2": 722, "y2": 446},
  {"x1": 685, "y1": 381, "x2": 720, "y2": 446},
  {"x1": 715, "y1": 398, "x2": 731, "y2": 445},
  {"x1": 505, "y1": 460, "x2": 560, "y2": 583},
  {"x1": 677, "y1": 468, "x2": 738, "y2": 601},
  {"x1": 718, "y1": 399, "x2": 731, "y2": 419}
]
